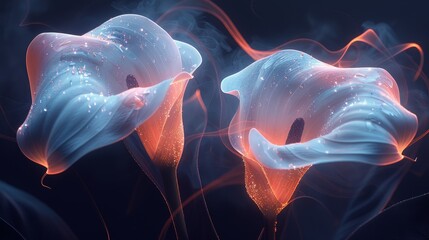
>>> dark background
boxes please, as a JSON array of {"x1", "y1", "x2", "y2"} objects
[{"x1": 1, "y1": 0, "x2": 429, "y2": 239}]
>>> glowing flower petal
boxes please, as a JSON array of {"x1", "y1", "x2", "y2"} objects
[
  {"x1": 221, "y1": 50, "x2": 418, "y2": 170},
  {"x1": 133, "y1": 40, "x2": 202, "y2": 167},
  {"x1": 17, "y1": 14, "x2": 201, "y2": 174}
]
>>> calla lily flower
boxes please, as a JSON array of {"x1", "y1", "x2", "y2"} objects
[
  {"x1": 221, "y1": 50, "x2": 418, "y2": 217},
  {"x1": 17, "y1": 14, "x2": 201, "y2": 174},
  {"x1": 134, "y1": 39, "x2": 201, "y2": 168}
]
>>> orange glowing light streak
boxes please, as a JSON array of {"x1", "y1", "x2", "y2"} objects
[
  {"x1": 159, "y1": 0, "x2": 429, "y2": 156},
  {"x1": 157, "y1": 0, "x2": 423, "y2": 82},
  {"x1": 183, "y1": 120, "x2": 259, "y2": 160},
  {"x1": 20, "y1": 0, "x2": 56, "y2": 29},
  {"x1": 325, "y1": 30, "x2": 424, "y2": 81},
  {"x1": 156, "y1": 0, "x2": 277, "y2": 60},
  {"x1": 184, "y1": 121, "x2": 257, "y2": 145},
  {"x1": 184, "y1": 128, "x2": 229, "y2": 146},
  {"x1": 183, "y1": 89, "x2": 205, "y2": 109},
  {"x1": 409, "y1": 128, "x2": 429, "y2": 147}
]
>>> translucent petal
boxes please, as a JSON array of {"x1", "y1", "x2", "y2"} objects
[
  {"x1": 221, "y1": 50, "x2": 417, "y2": 170},
  {"x1": 17, "y1": 14, "x2": 200, "y2": 174}
]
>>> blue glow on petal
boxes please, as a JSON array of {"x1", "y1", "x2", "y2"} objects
[
  {"x1": 221, "y1": 50, "x2": 418, "y2": 169},
  {"x1": 17, "y1": 14, "x2": 201, "y2": 174}
]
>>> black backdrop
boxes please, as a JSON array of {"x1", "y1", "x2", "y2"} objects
[{"x1": 1, "y1": 0, "x2": 429, "y2": 239}]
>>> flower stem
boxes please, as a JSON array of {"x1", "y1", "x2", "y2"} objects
[
  {"x1": 264, "y1": 216, "x2": 277, "y2": 240},
  {"x1": 159, "y1": 165, "x2": 189, "y2": 240}
]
